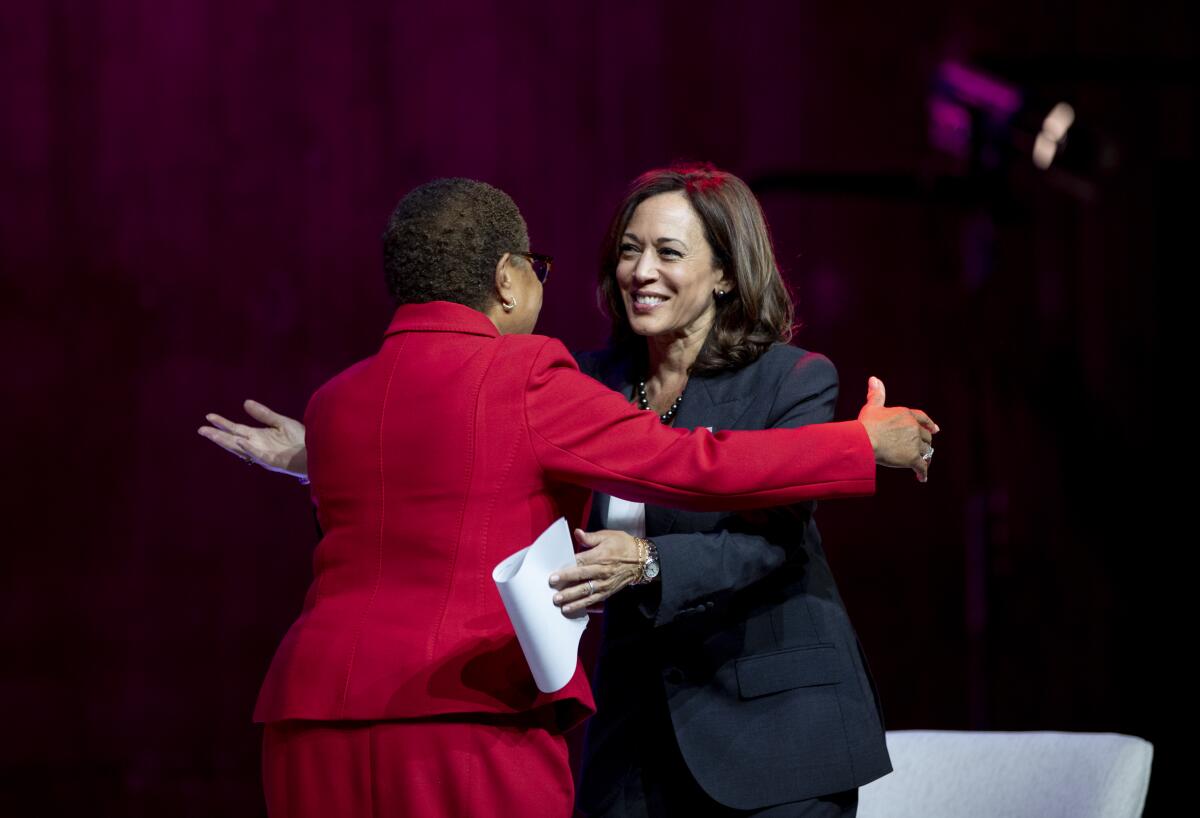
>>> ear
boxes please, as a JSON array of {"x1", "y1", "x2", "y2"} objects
[
  {"x1": 714, "y1": 267, "x2": 735, "y2": 296},
  {"x1": 494, "y1": 253, "x2": 514, "y2": 295}
]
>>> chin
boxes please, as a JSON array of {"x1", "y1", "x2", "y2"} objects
[{"x1": 625, "y1": 314, "x2": 659, "y2": 338}]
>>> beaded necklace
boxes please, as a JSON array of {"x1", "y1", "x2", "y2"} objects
[{"x1": 636, "y1": 380, "x2": 684, "y2": 425}]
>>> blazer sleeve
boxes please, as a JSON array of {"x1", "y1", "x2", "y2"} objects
[
  {"x1": 647, "y1": 352, "x2": 840, "y2": 626},
  {"x1": 522, "y1": 338, "x2": 874, "y2": 510}
]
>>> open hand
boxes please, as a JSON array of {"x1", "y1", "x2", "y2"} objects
[{"x1": 198, "y1": 399, "x2": 309, "y2": 481}]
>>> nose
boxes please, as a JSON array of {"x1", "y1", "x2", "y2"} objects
[{"x1": 632, "y1": 250, "x2": 659, "y2": 285}]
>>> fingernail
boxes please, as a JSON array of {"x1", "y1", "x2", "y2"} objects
[
  {"x1": 554, "y1": 594, "x2": 563, "y2": 603},
  {"x1": 548, "y1": 574, "x2": 559, "y2": 584}
]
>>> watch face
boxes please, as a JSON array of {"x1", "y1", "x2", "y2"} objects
[{"x1": 644, "y1": 560, "x2": 660, "y2": 580}]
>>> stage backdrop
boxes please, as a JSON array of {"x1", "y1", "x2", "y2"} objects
[{"x1": 1, "y1": 1, "x2": 1191, "y2": 815}]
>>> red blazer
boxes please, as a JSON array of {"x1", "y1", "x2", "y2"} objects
[{"x1": 253, "y1": 301, "x2": 875, "y2": 729}]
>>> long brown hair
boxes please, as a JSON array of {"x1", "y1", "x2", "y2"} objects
[{"x1": 597, "y1": 162, "x2": 795, "y2": 375}]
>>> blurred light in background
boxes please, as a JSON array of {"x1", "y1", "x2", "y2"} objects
[
  {"x1": 1033, "y1": 102, "x2": 1076, "y2": 169},
  {"x1": 928, "y1": 61, "x2": 1023, "y2": 167},
  {"x1": 928, "y1": 60, "x2": 1113, "y2": 201}
]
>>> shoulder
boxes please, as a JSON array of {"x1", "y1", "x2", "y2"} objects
[
  {"x1": 306, "y1": 356, "x2": 376, "y2": 411},
  {"x1": 712, "y1": 344, "x2": 839, "y2": 424},
  {"x1": 497, "y1": 332, "x2": 568, "y2": 357},
  {"x1": 720, "y1": 343, "x2": 837, "y2": 390},
  {"x1": 784, "y1": 347, "x2": 837, "y2": 396},
  {"x1": 490, "y1": 333, "x2": 580, "y2": 379},
  {"x1": 760, "y1": 343, "x2": 835, "y2": 378},
  {"x1": 488, "y1": 332, "x2": 585, "y2": 361}
]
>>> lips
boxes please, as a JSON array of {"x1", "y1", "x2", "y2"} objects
[{"x1": 630, "y1": 292, "x2": 669, "y2": 314}]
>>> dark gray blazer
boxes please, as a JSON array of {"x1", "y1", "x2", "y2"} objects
[{"x1": 575, "y1": 343, "x2": 892, "y2": 813}]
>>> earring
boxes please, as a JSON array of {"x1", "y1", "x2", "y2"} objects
[
  {"x1": 714, "y1": 289, "x2": 726, "y2": 298},
  {"x1": 501, "y1": 297, "x2": 517, "y2": 312}
]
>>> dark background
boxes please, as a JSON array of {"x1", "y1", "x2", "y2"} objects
[{"x1": 2, "y1": 1, "x2": 1192, "y2": 815}]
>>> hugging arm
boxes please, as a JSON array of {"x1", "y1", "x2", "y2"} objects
[
  {"x1": 648, "y1": 354, "x2": 837, "y2": 624},
  {"x1": 551, "y1": 353, "x2": 843, "y2": 619}
]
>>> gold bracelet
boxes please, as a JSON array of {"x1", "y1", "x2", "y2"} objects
[{"x1": 633, "y1": 537, "x2": 650, "y2": 584}]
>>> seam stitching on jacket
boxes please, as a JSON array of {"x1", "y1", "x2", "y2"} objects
[
  {"x1": 427, "y1": 340, "x2": 501, "y2": 662},
  {"x1": 337, "y1": 334, "x2": 406, "y2": 716}
]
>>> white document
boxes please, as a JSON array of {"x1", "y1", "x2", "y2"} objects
[{"x1": 492, "y1": 517, "x2": 588, "y2": 693}]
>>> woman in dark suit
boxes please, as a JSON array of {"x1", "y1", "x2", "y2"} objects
[
  {"x1": 201, "y1": 173, "x2": 936, "y2": 817},
  {"x1": 549, "y1": 163, "x2": 897, "y2": 817}
]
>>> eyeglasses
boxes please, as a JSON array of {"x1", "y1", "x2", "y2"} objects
[{"x1": 512, "y1": 252, "x2": 553, "y2": 284}]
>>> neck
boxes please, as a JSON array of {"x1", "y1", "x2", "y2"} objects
[
  {"x1": 642, "y1": 325, "x2": 710, "y2": 419},
  {"x1": 646, "y1": 317, "x2": 710, "y2": 382},
  {"x1": 647, "y1": 340, "x2": 693, "y2": 383},
  {"x1": 484, "y1": 303, "x2": 508, "y2": 334},
  {"x1": 484, "y1": 299, "x2": 524, "y2": 335}
]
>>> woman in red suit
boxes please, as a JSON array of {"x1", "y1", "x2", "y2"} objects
[{"x1": 200, "y1": 178, "x2": 935, "y2": 818}]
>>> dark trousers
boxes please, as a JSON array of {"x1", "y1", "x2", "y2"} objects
[{"x1": 583, "y1": 702, "x2": 857, "y2": 818}]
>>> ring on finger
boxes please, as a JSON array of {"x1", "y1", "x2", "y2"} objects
[
  {"x1": 922, "y1": 446, "x2": 934, "y2": 463},
  {"x1": 586, "y1": 580, "x2": 595, "y2": 597}
]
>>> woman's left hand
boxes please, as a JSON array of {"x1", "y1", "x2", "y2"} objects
[{"x1": 549, "y1": 529, "x2": 645, "y2": 617}]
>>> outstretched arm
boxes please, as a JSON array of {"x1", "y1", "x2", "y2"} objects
[
  {"x1": 549, "y1": 354, "x2": 940, "y2": 617},
  {"x1": 550, "y1": 353, "x2": 840, "y2": 618}
]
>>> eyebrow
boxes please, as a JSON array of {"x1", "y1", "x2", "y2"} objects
[{"x1": 623, "y1": 231, "x2": 689, "y2": 252}]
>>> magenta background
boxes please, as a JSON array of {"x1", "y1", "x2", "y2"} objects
[{"x1": 1, "y1": 1, "x2": 1193, "y2": 815}]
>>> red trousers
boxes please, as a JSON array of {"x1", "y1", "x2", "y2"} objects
[{"x1": 262, "y1": 715, "x2": 574, "y2": 818}]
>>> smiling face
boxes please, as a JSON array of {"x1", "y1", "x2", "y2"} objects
[{"x1": 615, "y1": 192, "x2": 732, "y2": 341}]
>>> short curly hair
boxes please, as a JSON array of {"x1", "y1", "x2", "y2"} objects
[{"x1": 382, "y1": 178, "x2": 529, "y2": 309}]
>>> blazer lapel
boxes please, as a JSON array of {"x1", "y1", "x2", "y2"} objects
[{"x1": 587, "y1": 492, "x2": 611, "y2": 531}]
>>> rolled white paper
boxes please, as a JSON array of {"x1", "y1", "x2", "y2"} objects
[{"x1": 493, "y1": 517, "x2": 589, "y2": 693}]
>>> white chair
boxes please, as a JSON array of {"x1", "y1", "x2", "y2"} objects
[{"x1": 857, "y1": 730, "x2": 1153, "y2": 818}]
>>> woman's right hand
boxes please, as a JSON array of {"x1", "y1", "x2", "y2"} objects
[
  {"x1": 198, "y1": 399, "x2": 309, "y2": 481},
  {"x1": 549, "y1": 529, "x2": 646, "y2": 617}
]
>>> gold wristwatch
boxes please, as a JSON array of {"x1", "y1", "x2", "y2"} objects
[{"x1": 633, "y1": 537, "x2": 660, "y2": 584}]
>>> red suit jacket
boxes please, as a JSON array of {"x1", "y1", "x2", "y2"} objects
[{"x1": 253, "y1": 301, "x2": 875, "y2": 729}]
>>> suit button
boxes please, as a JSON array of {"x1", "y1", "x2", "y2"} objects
[{"x1": 664, "y1": 668, "x2": 684, "y2": 684}]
